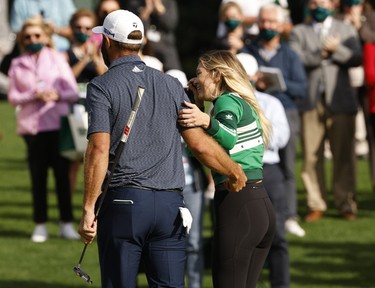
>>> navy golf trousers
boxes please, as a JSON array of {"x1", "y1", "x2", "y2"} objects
[{"x1": 96, "y1": 186, "x2": 187, "y2": 288}]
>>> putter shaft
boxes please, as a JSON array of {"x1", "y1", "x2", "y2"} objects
[{"x1": 73, "y1": 244, "x2": 93, "y2": 284}]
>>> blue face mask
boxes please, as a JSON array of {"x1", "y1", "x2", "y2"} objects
[
  {"x1": 25, "y1": 43, "x2": 45, "y2": 53},
  {"x1": 224, "y1": 19, "x2": 241, "y2": 31},
  {"x1": 258, "y1": 29, "x2": 279, "y2": 41},
  {"x1": 73, "y1": 32, "x2": 91, "y2": 43},
  {"x1": 310, "y1": 6, "x2": 332, "y2": 23}
]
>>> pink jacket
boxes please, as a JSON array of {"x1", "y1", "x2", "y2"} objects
[{"x1": 8, "y1": 47, "x2": 79, "y2": 135}]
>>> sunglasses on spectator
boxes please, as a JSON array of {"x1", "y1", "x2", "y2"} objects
[
  {"x1": 24, "y1": 33, "x2": 41, "y2": 40},
  {"x1": 74, "y1": 25, "x2": 93, "y2": 32}
]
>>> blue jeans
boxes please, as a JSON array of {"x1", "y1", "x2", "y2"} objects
[
  {"x1": 97, "y1": 187, "x2": 187, "y2": 288},
  {"x1": 183, "y1": 184, "x2": 204, "y2": 288}
]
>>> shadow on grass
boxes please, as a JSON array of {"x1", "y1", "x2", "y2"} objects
[
  {"x1": 0, "y1": 194, "x2": 83, "y2": 205},
  {"x1": 296, "y1": 187, "x2": 375, "y2": 216},
  {"x1": 357, "y1": 189, "x2": 375, "y2": 213},
  {"x1": 0, "y1": 228, "x2": 31, "y2": 239},
  {"x1": 289, "y1": 240, "x2": 375, "y2": 287},
  {"x1": 0, "y1": 199, "x2": 31, "y2": 208},
  {"x1": 0, "y1": 213, "x2": 31, "y2": 222},
  {"x1": 0, "y1": 225, "x2": 84, "y2": 239},
  {"x1": 0, "y1": 281, "x2": 83, "y2": 288},
  {"x1": 0, "y1": 157, "x2": 26, "y2": 170}
]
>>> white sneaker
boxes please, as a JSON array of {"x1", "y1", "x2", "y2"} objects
[
  {"x1": 285, "y1": 218, "x2": 306, "y2": 237},
  {"x1": 31, "y1": 224, "x2": 48, "y2": 243},
  {"x1": 60, "y1": 222, "x2": 80, "y2": 240}
]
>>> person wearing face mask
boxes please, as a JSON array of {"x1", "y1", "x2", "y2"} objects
[
  {"x1": 178, "y1": 50, "x2": 275, "y2": 288},
  {"x1": 8, "y1": 17, "x2": 79, "y2": 243},
  {"x1": 64, "y1": 8, "x2": 107, "y2": 195},
  {"x1": 213, "y1": 1, "x2": 253, "y2": 54},
  {"x1": 289, "y1": 0, "x2": 362, "y2": 222},
  {"x1": 246, "y1": 3, "x2": 308, "y2": 238},
  {"x1": 66, "y1": 9, "x2": 107, "y2": 84},
  {"x1": 216, "y1": 0, "x2": 292, "y2": 39}
]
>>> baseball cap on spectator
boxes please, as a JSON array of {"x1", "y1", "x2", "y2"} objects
[
  {"x1": 92, "y1": 9, "x2": 144, "y2": 44},
  {"x1": 166, "y1": 69, "x2": 188, "y2": 87},
  {"x1": 236, "y1": 53, "x2": 258, "y2": 77}
]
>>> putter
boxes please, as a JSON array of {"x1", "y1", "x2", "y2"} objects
[
  {"x1": 73, "y1": 86, "x2": 145, "y2": 284},
  {"x1": 73, "y1": 244, "x2": 92, "y2": 284}
]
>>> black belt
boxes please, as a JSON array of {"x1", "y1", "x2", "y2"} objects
[{"x1": 215, "y1": 179, "x2": 263, "y2": 190}]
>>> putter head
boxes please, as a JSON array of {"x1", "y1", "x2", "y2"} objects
[{"x1": 73, "y1": 265, "x2": 93, "y2": 284}]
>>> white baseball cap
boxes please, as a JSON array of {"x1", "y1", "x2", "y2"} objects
[
  {"x1": 92, "y1": 10, "x2": 144, "y2": 44},
  {"x1": 166, "y1": 69, "x2": 188, "y2": 87},
  {"x1": 236, "y1": 53, "x2": 258, "y2": 77}
]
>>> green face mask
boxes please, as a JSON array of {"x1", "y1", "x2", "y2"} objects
[
  {"x1": 73, "y1": 32, "x2": 90, "y2": 43},
  {"x1": 342, "y1": 0, "x2": 361, "y2": 6},
  {"x1": 74, "y1": 32, "x2": 91, "y2": 44},
  {"x1": 25, "y1": 43, "x2": 45, "y2": 53},
  {"x1": 224, "y1": 19, "x2": 241, "y2": 31},
  {"x1": 258, "y1": 29, "x2": 279, "y2": 41},
  {"x1": 310, "y1": 6, "x2": 332, "y2": 23}
]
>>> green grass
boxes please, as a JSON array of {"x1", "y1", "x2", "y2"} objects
[{"x1": 1, "y1": 100, "x2": 375, "y2": 288}]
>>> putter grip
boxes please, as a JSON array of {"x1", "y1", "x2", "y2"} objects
[
  {"x1": 121, "y1": 87, "x2": 145, "y2": 143},
  {"x1": 133, "y1": 87, "x2": 145, "y2": 111}
]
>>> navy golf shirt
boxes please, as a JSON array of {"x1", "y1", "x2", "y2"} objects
[{"x1": 86, "y1": 54, "x2": 189, "y2": 191}]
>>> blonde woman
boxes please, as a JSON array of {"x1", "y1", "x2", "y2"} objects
[
  {"x1": 8, "y1": 17, "x2": 79, "y2": 242},
  {"x1": 179, "y1": 50, "x2": 275, "y2": 288}
]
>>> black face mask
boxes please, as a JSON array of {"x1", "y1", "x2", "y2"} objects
[{"x1": 101, "y1": 39, "x2": 110, "y2": 67}]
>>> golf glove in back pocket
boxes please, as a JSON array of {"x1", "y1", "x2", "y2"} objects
[{"x1": 179, "y1": 207, "x2": 193, "y2": 234}]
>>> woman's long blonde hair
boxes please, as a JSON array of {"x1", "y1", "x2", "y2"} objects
[{"x1": 199, "y1": 50, "x2": 271, "y2": 146}]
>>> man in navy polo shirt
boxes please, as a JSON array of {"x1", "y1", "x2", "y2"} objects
[{"x1": 78, "y1": 10, "x2": 247, "y2": 288}]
